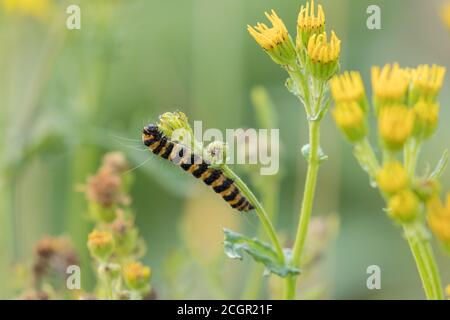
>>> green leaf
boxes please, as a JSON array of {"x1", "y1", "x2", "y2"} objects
[
  {"x1": 301, "y1": 144, "x2": 328, "y2": 163},
  {"x1": 429, "y1": 149, "x2": 448, "y2": 180},
  {"x1": 223, "y1": 229, "x2": 300, "y2": 277}
]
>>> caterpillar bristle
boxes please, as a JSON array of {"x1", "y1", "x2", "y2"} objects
[{"x1": 142, "y1": 124, "x2": 254, "y2": 212}]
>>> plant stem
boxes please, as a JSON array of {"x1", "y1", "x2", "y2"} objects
[
  {"x1": 353, "y1": 138, "x2": 380, "y2": 180},
  {"x1": 403, "y1": 223, "x2": 443, "y2": 300},
  {"x1": 404, "y1": 139, "x2": 420, "y2": 177},
  {"x1": 242, "y1": 176, "x2": 280, "y2": 299},
  {"x1": 222, "y1": 165, "x2": 284, "y2": 264},
  {"x1": 285, "y1": 120, "x2": 321, "y2": 300},
  {"x1": 401, "y1": 138, "x2": 443, "y2": 299}
]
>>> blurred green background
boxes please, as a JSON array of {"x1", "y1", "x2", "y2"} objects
[{"x1": 0, "y1": 0, "x2": 449, "y2": 299}]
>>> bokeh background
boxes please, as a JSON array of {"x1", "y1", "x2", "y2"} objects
[{"x1": 0, "y1": 0, "x2": 449, "y2": 299}]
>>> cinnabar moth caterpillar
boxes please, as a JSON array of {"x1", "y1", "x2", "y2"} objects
[{"x1": 142, "y1": 124, "x2": 255, "y2": 212}]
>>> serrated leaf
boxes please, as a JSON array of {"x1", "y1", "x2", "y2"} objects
[
  {"x1": 223, "y1": 229, "x2": 300, "y2": 277},
  {"x1": 429, "y1": 149, "x2": 449, "y2": 180},
  {"x1": 301, "y1": 144, "x2": 328, "y2": 163}
]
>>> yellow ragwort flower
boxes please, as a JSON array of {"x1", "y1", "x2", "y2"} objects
[
  {"x1": 410, "y1": 64, "x2": 446, "y2": 103},
  {"x1": 377, "y1": 161, "x2": 408, "y2": 195},
  {"x1": 123, "y1": 262, "x2": 151, "y2": 291},
  {"x1": 296, "y1": 0, "x2": 325, "y2": 49},
  {"x1": 332, "y1": 101, "x2": 367, "y2": 143},
  {"x1": 446, "y1": 284, "x2": 450, "y2": 299},
  {"x1": 371, "y1": 64, "x2": 410, "y2": 110},
  {"x1": 413, "y1": 100, "x2": 439, "y2": 139},
  {"x1": 331, "y1": 71, "x2": 368, "y2": 111},
  {"x1": 388, "y1": 189, "x2": 420, "y2": 223},
  {"x1": 306, "y1": 31, "x2": 340, "y2": 79},
  {"x1": 427, "y1": 194, "x2": 450, "y2": 248},
  {"x1": 248, "y1": 10, "x2": 296, "y2": 65},
  {"x1": 2, "y1": 0, "x2": 50, "y2": 18},
  {"x1": 442, "y1": 3, "x2": 450, "y2": 30},
  {"x1": 378, "y1": 105, "x2": 415, "y2": 151},
  {"x1": 87, "y1": 230, "x2": 114, "y2": 261}
]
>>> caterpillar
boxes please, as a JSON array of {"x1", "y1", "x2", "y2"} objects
[{"x1": 142, "y1": 124, "x2": 255, "y2": 212}]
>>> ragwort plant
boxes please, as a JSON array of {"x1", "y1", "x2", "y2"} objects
[
  {"x1": 331, "y1": 63, "x2": 447, "y2": 299},
  {"x1": 82, "y1": 152, "x2": 152, "y2": 300},
  {"x1": 142, "y1": 0, "x2": 340, "y2": 300},
  {"x1": 247, "y1": 0, "x2": 340, "y2": 299}
]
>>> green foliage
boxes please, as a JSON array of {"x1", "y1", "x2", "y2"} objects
[{"x1": 223, "y1": 229, "x2": 299, "y2": 278}]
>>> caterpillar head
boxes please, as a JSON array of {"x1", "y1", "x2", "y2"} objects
[{"x1": 143, "y1": 124, "x2": 160, "y2": 136}]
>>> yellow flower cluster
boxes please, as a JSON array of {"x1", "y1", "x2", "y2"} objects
[
  {"x1": 248, "y1": 1, "x2": 340, "y2": 79},
  {"x1": 332, "y1": 63, "x2": 445, "y2": 150},
  {"x1": 331, "y1": 62, "x2": 446, "y2": 225},
  {"x1": 427, "y1": 194, "x2": 450, "y2": 249},
  {"x1": 330, "y1": 71, "x2": 368, "y2": 142}
]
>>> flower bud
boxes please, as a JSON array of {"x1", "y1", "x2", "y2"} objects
[
  {"x1": 388, "y1": 189, "x2": 420, "y2": 223},
  {"x1": 331, "y1": 71, "x2": 369, "y2": 112},
  {"x1": 296, "y1": 0, "x2": 325, "y2": 52},
  {"x1": 413, "y1": 100, "x2": 439, "y2": 140},
  {"x1": 158, "y1": 111, "x2": 193, "y2": 142},
  {"x1": 332, "y1": 101, "x2": 367, "y2": 143},
  {"x1": 248, "y1": 10, "x2": 297, "y2": 66},
  {"x1": 87, "y1": 230, "x2": 114, "y2": 261},
  {"x1": 378, "y1": 105, "x2": 415, "y2": 151},
  {"x1": 306, "y1": 31, "x2": 340, "y2": 80},
  {"x1": 377, "y1": 161, "x2": 408, "y2": 195},
  {"x1": 371, "y1": 64, "x2": 409, "y2": 112},
  {"x1": 123, "y1": 262, "x2": 151, "y2": 292},
  {"x1": 409, "y1": 65, "x2": 445, "y2": 104}
]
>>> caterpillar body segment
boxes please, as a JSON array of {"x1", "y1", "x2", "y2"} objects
[{"x1": 142, "y1": 124, "x2": 254, "y2": 212}]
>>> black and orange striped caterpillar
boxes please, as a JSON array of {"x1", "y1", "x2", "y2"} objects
[{"x1": 142, "y1": 124, "x2": 255, "y2": 212}]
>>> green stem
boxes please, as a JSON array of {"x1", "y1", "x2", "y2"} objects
[
  {"x1": 403, "y1": 223, "x2": 443, "y2": 300},
  {"x1": 404, "y1": 139, "x2": 420, "y2": 176},
  {"x1": 242, "y1": 176, "x2": 280, "y2": 299},
  {"x1": 222, "y1": 165, "x2": 284, "y2": 264},
  {"x1": 353, "y1": 138, "x2": 380, "y2": 180},
  {"x1": 402, "y1": 139, "x2": 443, "y2": 299},
  {"x1": 285, "y1": 120, "x2": 321, "y2": 300}
]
